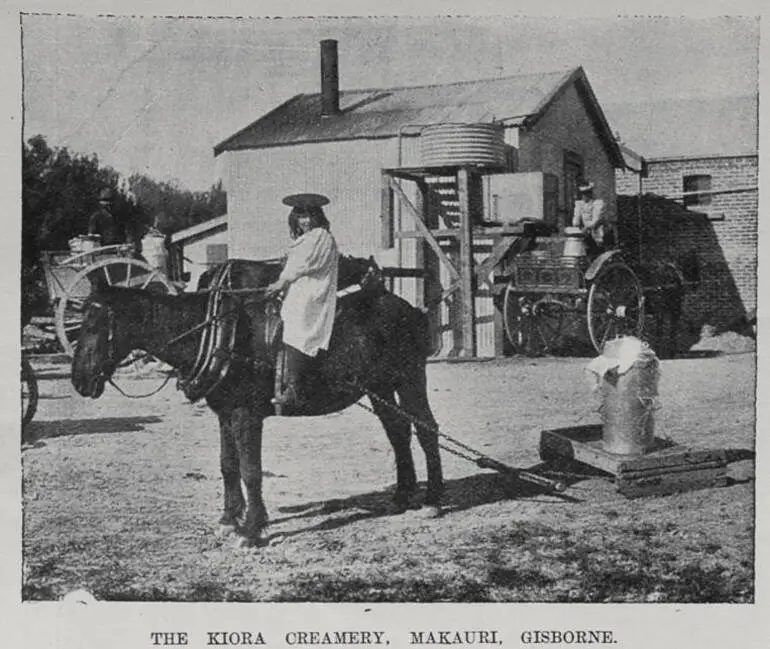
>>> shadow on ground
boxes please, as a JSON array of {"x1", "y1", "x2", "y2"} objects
[
  {"x1": 267, "y1": 464, "x2": 583, "y2": 543},
  {"x1": 22, "y1": 416, "x2": 163, "y2": 441}
]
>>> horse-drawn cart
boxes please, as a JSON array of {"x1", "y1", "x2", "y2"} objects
[
  {"x1": 40, "y1": 237, "x2": 179, "y2": 355},
  {"x1": 497, "y1": 227, "x2": 690, "y2": 357}
]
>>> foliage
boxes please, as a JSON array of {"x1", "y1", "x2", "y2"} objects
[{"x1": 127, "y1": 175, "x2": 226, "y2": 235}]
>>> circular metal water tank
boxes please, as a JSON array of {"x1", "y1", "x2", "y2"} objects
[{"x1": 420, "y1": 123, "x2": 506, "y2": 168}]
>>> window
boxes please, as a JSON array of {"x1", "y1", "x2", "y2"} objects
[{"x1": 683, "y1": 174, "x2": 712, "y2": 208}]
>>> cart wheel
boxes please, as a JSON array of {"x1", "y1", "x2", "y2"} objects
[
  {"x1": 55, "y1": 257, "x2": 178, "y2": 356},
  {"x1": 22, "y1": 357, "x2": 38, "y2": 439},
  {"x1": 503, "y1": 284, "x2": 564, "y2": 356},
  {"x1": 587, "y1": 262, "x2": 644, "y2": 353}
]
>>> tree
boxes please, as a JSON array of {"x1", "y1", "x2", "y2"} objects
[{"x1": 128, "y1": 175, "x2": 226, "y2": 235}]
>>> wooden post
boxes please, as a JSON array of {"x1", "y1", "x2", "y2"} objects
[
  {"x1": 381, "y1": 171, "x2": 395, "y2": 292},
  {"x1": 381, "y1": 171, "x2": 394, "y2": 249},
  {"x1": 457, "y1": 167, "x2": 476, "y2": 357}
]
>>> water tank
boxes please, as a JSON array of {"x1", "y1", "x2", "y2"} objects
[{"x1": 420, "y1": 123, "x2": 506, "y2": 168}]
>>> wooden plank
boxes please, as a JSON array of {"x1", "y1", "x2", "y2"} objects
[
  {"x1": 474, "y1": 235, "x2": 522, "y2": 287},
  {"x1": 414, "y1": 181, "x2": 426, "y2": 309},
  {"x1": 380, "y1": 267, "x2": 427, "y2": 278},
  {"x1": 396, "y1": 226, "x2": 529, "y2": 239},
  {"x1": 617, "y1": 467, "x2": 728, "y2": 499},
  {"x1": 441, "y1": 281, "x2": 460, "y2": 302},
  {"x1": 380, "y1": 171, "x2": 394, "y2": 249},
  {"x1": 617, "y1": 448, "x2": 727, "y2": 473},
  {"x1": 389, "y1": 177, "x2": 460, "y2": 282},
  {"x1": 457, "y1": 168, "x2": 476, "y2": 357},
  {"x1": 618, "y1": 461, "x2": 727, "y2": 480}
]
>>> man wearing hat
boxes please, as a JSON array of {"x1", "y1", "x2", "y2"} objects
[
  {"x1": 88, "y1": 187, "x2": 123, "y2": 246},
  {"x1": 572, "y1": 182, "x2": 614, "y2": 255},
  {"x1": 266, "y1": 193, "x2": 339, "y2": 410}
]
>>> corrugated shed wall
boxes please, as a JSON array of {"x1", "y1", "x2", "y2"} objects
[{"x1": 221, "y1": 136, "x2": 422, "y2": 303}]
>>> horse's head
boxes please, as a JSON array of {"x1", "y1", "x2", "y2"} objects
[{"x1": 71, "y1": 293, "x2": 127, "y2": 398}]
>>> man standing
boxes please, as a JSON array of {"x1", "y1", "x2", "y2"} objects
[
  {"x1": 266, "y1": 193, "x2": 339, "y2": 411},
  {"x1": 572, "y1": 182, "x2": 612, "y2": 255},
  {"x1": 88, "y1": 188, "x2": 122, "y2": 246}
]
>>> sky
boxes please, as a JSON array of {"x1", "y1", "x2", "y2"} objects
[{"x1": 20, "y1": 12, "x2": 761, "y2": 191}]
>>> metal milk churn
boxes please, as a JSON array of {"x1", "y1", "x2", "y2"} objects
[
  {"x1": 141, "y1": 231, "x2": 168, "y2": 273},
  {"x1": 562, "y1": 226, "x2": 587, "y2": 258},
  {"x1": 586, "y1": 337, "x2": 660, "y2": 455}
]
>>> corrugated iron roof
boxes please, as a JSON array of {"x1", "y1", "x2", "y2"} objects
[
  {"x1": 214, "y1": 67, "x2": 624, "y2": 167},
  {"x1": 604, "y1": 95, "x2": 758, "y2": 160}
]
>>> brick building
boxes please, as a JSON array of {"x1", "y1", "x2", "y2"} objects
[{"x1": 607, "y1": 95, "x2": 758, "y2": 333}]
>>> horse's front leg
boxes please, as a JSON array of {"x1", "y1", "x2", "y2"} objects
[
  {"x1": 216, "y1": 410, "x2": 244, "y2": 536},
  {"x1": 231, "y1": 406, "x2": 269, "y2": 547}
]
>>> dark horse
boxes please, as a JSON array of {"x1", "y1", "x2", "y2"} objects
[{"x1": 71, "y1": 258, "x2": 444, "y2": 547}]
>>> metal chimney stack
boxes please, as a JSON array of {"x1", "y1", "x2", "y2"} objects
[{"x1": 320, "y1": 39, "x2": 340, "y2": 117}]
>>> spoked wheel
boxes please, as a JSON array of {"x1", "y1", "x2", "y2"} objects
[
  {"x1": 55, "y1": 257, "x2": 179, "y2": 356},
  {"x1": 587, "y1": 262, "x2": 644, "y2": 353},
  {"x1": 21, "y1": 357, "x2": 38, "y2": 441},
  {"x1": 503, "y1": 284, "x2": 565, "y2": 356}
]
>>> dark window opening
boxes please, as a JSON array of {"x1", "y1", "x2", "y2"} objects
[{"x1": 683, "y1": 174, "x2": 712, "y2": 208}]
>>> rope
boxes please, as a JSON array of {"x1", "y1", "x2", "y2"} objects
[{"x1": 347, "y1": 380, "x2": 567, "y2": 492}]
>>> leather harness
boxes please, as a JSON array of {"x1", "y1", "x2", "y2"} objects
[{"x1": 176, "y1": 258, "x2": 383, "y2": 404}]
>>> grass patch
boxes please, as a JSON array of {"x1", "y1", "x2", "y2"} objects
[{"x1": 274, "y1": 572, "x2": 491, "y2": 602}]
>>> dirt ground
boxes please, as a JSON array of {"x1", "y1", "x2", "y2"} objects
[{"x1": 21, "y1": 346, "x2": 756, "y2": 602}]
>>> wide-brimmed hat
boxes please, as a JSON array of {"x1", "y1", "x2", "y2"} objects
[
  {"x1": 282, "y1": 193, "x2": 330, "y2": 209},
  {"x1": 578, "y1": 182, "x2": 594, "y2": 193}
]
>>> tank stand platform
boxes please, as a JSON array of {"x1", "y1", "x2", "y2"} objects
[{"x1": 539, "y1": 424, "x2": 728, "y2": 498}]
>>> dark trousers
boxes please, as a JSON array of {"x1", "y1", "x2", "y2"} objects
[{"x1": 279, "y1": 345, "x2": 318, "y2": 406}]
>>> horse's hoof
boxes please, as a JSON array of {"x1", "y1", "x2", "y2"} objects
[
  {"x1": 217, "y1": 524, "x2": 237, "y2": 537},
  {"x1": 389, "y1": 501, "x2": 409, "y2": 515},
  {"x1": 235, "y1": 535, "x2": 267, "y2": 549},
  {"x1": 391, "y1": 492, "x2": 420, "y2": 515},
  {"x1": 419, "y1": 505, "x2": 443, "y2": 519}
]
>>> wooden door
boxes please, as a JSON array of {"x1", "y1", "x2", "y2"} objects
[{"x1": 563, "y1": 151, "x2": 584, "y2": 231}]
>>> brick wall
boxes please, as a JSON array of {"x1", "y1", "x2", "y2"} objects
[{"x1": 616, "y1": 155, "x2": 757, "y2": 331}]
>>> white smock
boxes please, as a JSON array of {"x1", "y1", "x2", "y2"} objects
[{"x1": 278, "y1": 227, "x2": 339, "y2": 357}]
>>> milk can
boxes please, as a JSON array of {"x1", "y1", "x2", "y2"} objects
[
  {"x1": 562, "y1": 227, "x2": 586, "y2": 257},
  {"x1": 141, "y1": 231, "x2": 168, "y2": 273},
  {"x1": 69, "y1": 234, "x2": 101, "y2": 254},
  {"x1": 586, "y1": 337, "x2": 659, "y2": 455}
]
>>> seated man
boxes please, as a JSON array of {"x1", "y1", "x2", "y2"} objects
[
  {"x1": 572, "y1": 182, "x2": 614, "y2": 256},
  {"x1": 88, "y1": 188, "x2": 123, "y2": 246}
]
